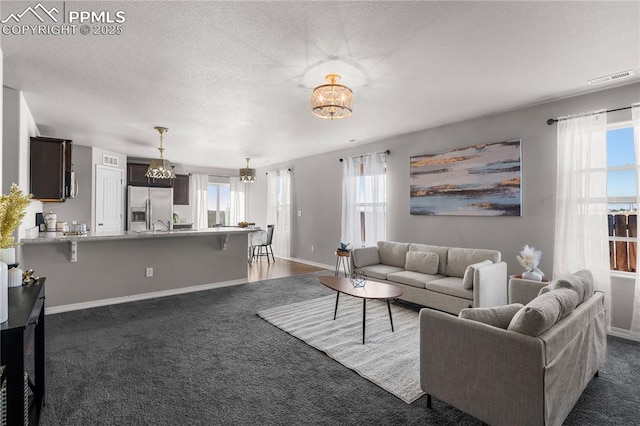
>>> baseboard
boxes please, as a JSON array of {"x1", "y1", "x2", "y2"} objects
[
  {"x1": 609, "y1": 327, "x2": 640, "y2": 342},
  {"x1": 287, "y1": 256, "x2": 334, "y2": 271},
  {"x1": 45, "y1": 278, "x2": 248, "y2": 315}
]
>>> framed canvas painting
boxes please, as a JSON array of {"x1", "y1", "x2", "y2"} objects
[{"x1": 410, "y1": 140, "x2": 521, "y2": 216}]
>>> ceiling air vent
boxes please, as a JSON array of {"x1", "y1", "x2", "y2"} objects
[{"x1": 587, "y1": 70, "x2": 634, "y2": 86}]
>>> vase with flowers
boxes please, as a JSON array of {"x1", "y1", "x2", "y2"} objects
[
  {"x1": 517, "y1": 244, "x2": 544, "y2": 282},
  {"x1": 0, "y1": 184, "x2": 32, "y2": 323}
]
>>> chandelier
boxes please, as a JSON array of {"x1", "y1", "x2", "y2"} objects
[
  {"x1": 146, "y1": 126, "x2": 176, "y2": 179},
  {"x1": 239, "y1": 158, "x2": 256, "y2": 183},
  {"x1": 311, "y1": 73, "x2": 353, "y2": 120}
]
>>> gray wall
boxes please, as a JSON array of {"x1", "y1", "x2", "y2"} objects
[
  {"x1": 247, "y1": 82, "x2": 640, "y2": 329},
  {"x1": 43, "y1": 144, "x2": 93, "y2": 226},
  {"x1": 20, "y1": 233, "x2": 249, "y2": 308}
]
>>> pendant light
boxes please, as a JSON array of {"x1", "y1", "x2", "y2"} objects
[
  {"x1": 239, "y1": 158, "x2": 256, "y2": 183},
  {"x1": 146, "y1": 126, "x2": 176, "y2": 179},
  {"x1": 311, "y1": 73, "x2": 353, "y2": 120}
]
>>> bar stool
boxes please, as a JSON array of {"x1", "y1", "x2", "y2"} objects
[{"x1": 334, "y1": 250, "x2": 351, "y2": 277}]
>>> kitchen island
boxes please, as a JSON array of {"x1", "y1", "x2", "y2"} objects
[{"x1": 19, "y1": 227, "x2": 254, "y2": 312}]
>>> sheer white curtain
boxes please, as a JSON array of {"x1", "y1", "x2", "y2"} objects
[
  {"x1": 266, "y1": 170, "x2": 291, "y2": 258},
  {"x1": 632, "y1": 103, "x2": 640, "y2": 335},
  {"x1": 553, "y1": 109, "x2": 611, "y2": 327},
  {"x1": 229, "y1": 177, "x2": 246, "y2": 225},
  {"x1": 341, "y1": 152, "x2": 387, "y2": 248},
  {"x1": 190, "y1": 174, "x2": 209, "y2": 229}
]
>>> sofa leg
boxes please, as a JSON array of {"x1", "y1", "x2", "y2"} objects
[
  {"x1": 426, "y1": 393, "x2": 432, "y2": 409},
  {"x1": 595, "y1": 370, "x2": 599, "y2": 377}
]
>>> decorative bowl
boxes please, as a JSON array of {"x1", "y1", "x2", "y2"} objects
[{"x1": 349, "y1": 272, "x2": 367, "y2": 288}]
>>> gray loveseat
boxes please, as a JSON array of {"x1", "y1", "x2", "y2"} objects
[
  {"x1": 351, "y1": 241, "x2": 507, "y2": 314},
  {"x1": 420, "y1": 270, "x2": 606, "y2": 426}
]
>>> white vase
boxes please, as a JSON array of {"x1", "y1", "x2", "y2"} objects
[
  {"x1": 522, "y1": 270, "x2": 543, "y2": 282},
  {"x1": 0, "y1": 247, "x2": 16, "y2": 264},
  {"x1": 0, "y1": 261, "x2": 8, "y2": 323}
]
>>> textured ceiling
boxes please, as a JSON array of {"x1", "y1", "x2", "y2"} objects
[{"x1": 2, "y1": 1, "x2": 639, "y2": 170}]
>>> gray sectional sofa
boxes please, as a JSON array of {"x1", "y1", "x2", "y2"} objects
[
  {"x1": 420, "y1": 270, "x2": 606, "y2": 426},
  {"x1": 351, "y1": 241, "x2": 507, "y2": 314}
]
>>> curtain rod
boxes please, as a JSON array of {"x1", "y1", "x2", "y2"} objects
[
  {"x1": 265, "y1": 168, "x2": 292, "y2": 175},
  {"x1": 546, "y1": 106, "x2": 632, "y2": 125},
  {"x1": 339, "y1": 149, "x2": 390, "y2": 162}
]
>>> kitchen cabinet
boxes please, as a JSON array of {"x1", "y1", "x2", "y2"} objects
[
  {"x1": 30, "y1": 137, "x2": 73, "y2": 201},
  {"x1": 173, "y1": 174, "x2": 190, "y2": 205},
  {"x1": 127, "y1": 162, "x2": 172, "y2": 187}
]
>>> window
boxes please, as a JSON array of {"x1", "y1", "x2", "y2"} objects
[
  {"x1": 341, "y1": 152, "x2": 387, "y2": 248},
  {"x1": 207, "y1": 183, "x2": 231, "y2": 227},
  {"x1": 607, "y1": 126, "x2": 637, "y2": 272}
]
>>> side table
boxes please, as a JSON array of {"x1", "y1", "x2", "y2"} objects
[
  {"x1": 1, "y1": 278, "x2": 46, "y2": 426},
  {"x1": 334, "y1": 250, "x2": 351, "y2": 277},
  {"x1": 508, "y1": 274, "x2": 549, "y2": 305}
]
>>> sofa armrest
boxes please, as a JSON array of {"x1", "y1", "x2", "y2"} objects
[
  {"x1": 420, "y1": 308, "x2": 545, "y2": 426},
  {"x1": 508, "y1": 277, "x2": 549, "y2": 305},
  {"x1": 472, "y1": 261, "x2": 508, "y2": 308}
]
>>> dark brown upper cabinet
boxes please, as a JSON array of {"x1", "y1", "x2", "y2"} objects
[
  {"x1": 30, "y1": 137, "x2": 73, "y2": 201},
  {"x1": 127, "y1": 162, "x2": 172, "y2": 188},
  {"x1": 173, "y1": 174, "x2": 190, "y2": 205}
]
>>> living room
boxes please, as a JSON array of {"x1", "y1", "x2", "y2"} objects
[{"x1": 1, "y1": 1, "x2": 639, "y2": 425}]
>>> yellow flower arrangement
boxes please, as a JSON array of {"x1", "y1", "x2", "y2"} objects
[{"x1": 0, "y1": 184, "x2": 32, "y2": 248}]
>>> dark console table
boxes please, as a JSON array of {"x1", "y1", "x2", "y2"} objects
[{"x1": 1, "y1": 278, "x2": 46, "y2": 426}]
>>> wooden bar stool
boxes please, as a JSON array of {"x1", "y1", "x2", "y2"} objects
[{"x1": 334, "y1": 250, "x2": 351, "y2": 277}]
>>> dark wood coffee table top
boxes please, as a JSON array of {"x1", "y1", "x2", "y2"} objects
[{"x1": 317, "y1": 276, "x2": 403, "y2": 300}]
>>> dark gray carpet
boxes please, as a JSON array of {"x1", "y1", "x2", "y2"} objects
[{"x1": 38, "y1": 272, "x2": 640, "y2": 425}]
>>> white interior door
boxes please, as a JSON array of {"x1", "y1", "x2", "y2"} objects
[{"x1": 95, "y1": 165, "x2": 124, "y2": 234}]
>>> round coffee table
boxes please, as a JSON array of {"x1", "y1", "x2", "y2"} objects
[{"x1": 317, "y1": 275, "x2": 403, "y2": 344}]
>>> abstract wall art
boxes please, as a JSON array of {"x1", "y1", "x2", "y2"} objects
[{"x1": 410, "y1": 140, "x2": 522, "y2": 216}]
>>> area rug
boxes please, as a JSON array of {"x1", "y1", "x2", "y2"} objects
[{"x1": 257, "y1": 294, "x2": 424, "y2": 404}]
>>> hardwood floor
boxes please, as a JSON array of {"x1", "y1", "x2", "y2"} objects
[{"x1": 248, "y1": 257, "x2": 328, "y2": 282}]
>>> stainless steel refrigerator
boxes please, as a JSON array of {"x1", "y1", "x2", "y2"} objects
[{"x1": 127, "y1": 186, "x2": 173, "y2": 231}]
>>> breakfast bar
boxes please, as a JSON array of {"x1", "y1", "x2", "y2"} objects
[{"x1": 19, "y1": 228, "x2": 254, "y2": 311}]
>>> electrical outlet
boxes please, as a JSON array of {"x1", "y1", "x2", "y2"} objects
[
  {"x1": 298, "y1": 210, "x2": 302, "y2": 217},
  {"x1": 311, "y1": 245, "x2": 315, "y2": 252},
  {"x1": 145, "y1": 267, "x2": 153, "y2": 278}
]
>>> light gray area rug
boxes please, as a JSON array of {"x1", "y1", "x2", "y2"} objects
[{"x1": 257, "y1": 294, "x2": 424, "y2": 404}]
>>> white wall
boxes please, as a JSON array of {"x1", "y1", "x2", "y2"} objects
[
  {"x1": 248, "y1": 82, "x2": 640, "y2": 329},
  {"x1": 2, "y1": 87, "x2": 43, "y2": 238}
]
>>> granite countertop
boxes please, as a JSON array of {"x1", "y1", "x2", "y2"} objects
[{"x1": 20, "y1": 227, "x2": 255, "y2": 244}]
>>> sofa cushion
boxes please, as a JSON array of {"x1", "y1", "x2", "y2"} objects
[
  {"x1": 462, "y1": 259, "x2": 493, "y2": 290},
  {"x1": 408, "y1": 244, "x2": 449, "y2": 275},
  {"x1": 377, "y1": 241, "x2": 410, "y2": 268},
  {"x1": 459, "y1": 303, "x2": 524, "y2": 329},
  {"x1": 352, "y1": 246, "x2": 380, "y2": 268},
  {"x1": 356, "y1": 264, "x2": 404, "y2": 280},
  {"x1": 425, "y1": 277, "x2": 473, "y2": 300},
  {"x1": 507, "y1": 288, "x2": 581, "y2": 337},
  {"x1": 405, "y1": 251, "x2": 439, "y2": 275},
  {"x1": 445, "y1": 247, "x2": 501, "y2": 278},
  {"x1": 387, "y1": 271, "x2": 443, "y2": 289},
  {"x1": 551, "y1": 270, "x2": 594, "y2": 304}
]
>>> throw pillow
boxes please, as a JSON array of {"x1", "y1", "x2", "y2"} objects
[
  {"x1": 352, "y1": 247, "x2": 380, "y2": 268},
  {"x1": 507, "y1": 288, "x2": 579, "y2": 337},
  {"x1": 459, "y1": 303, "x2": 524, "y2": 329},
  {"x1": 462, "y1": 260, "x2": 492, "y2": 290},
  {"x1": 404, "y1": 251, "x2": 439, "y2": 275},
  {"x1": 551, "y1": 269, "x2": 594, "y2": 304}
]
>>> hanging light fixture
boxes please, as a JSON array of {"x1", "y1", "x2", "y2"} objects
[
  {"x1": 311, "y1": 73, "x2": 353, "y2": 120},
  {"x1": 239, "y1": 157, "x2": 256, "y2": 183},
  {"x1": 146, "y1": 126, "x2": 176, "y2": 179}
]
